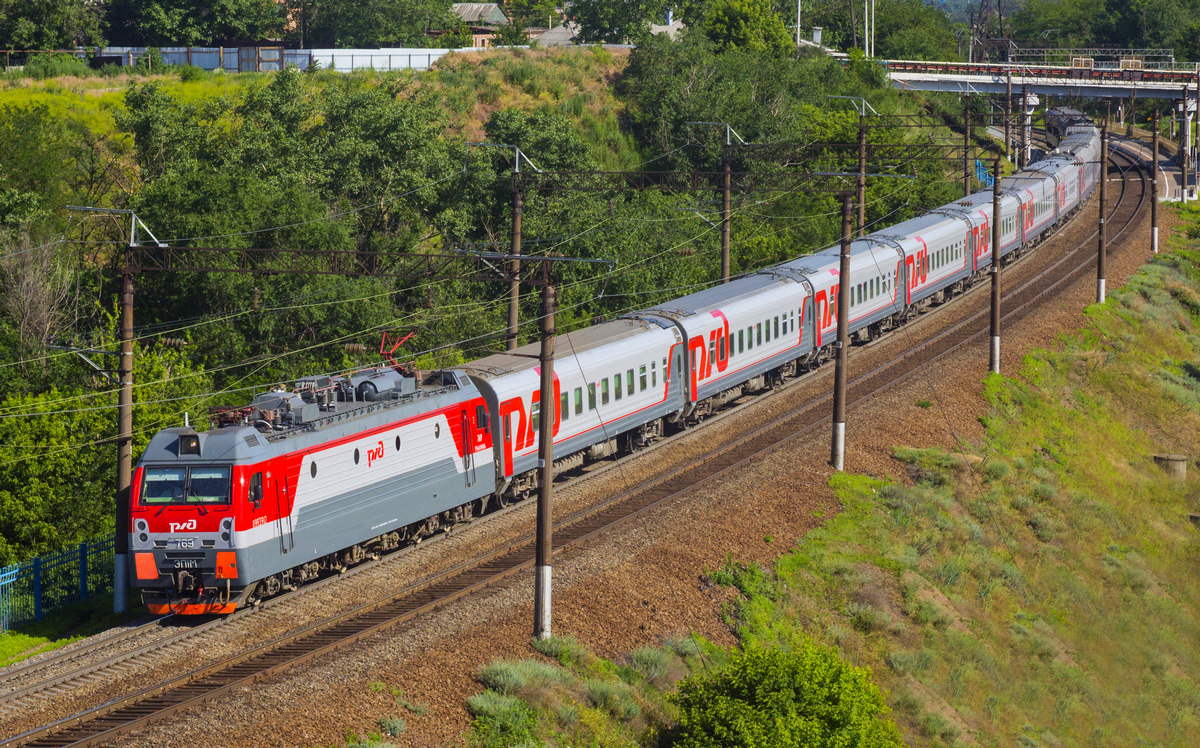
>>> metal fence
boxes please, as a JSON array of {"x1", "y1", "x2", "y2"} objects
[
  {"x1": 0, "y1": 536, "x2": 115, "y2": 632},
  {"x1": 976, "y1": 158, "x2": 996, "y2": 187},
  {"x1": 1, "y1": 46, "x2": 493, "y2": 74}
]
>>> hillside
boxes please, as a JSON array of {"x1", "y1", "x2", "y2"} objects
[
  {"x1": 0, "y1": 42, "x2": 964, "y2": 566},
  {"x1": 444, "y1": 206, "x2": 1200, "y2": 746}
]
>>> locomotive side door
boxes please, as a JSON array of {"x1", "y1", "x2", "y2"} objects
[
  {"x1": 274, "y1": 470, "x2": 294, "y2": 554},
  {"x1": 461, "y1": 409, "x2": 474, "y2": 488}
]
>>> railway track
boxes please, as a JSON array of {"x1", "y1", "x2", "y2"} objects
[{"x1": 3, "y1": 139, "x2": 1149, "y2": 748}]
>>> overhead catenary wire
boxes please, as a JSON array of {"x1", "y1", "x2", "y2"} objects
[{"x1": 0, "y1": 133, "x2": 933, "y2": 419}]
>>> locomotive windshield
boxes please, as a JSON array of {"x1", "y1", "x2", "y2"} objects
[{"x1": 141, "y1": 466, "x2": 232, "y2": 505}]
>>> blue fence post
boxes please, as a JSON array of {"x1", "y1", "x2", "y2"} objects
[
  {"x1": 79, "y1": 541, "x2": 89, "y2": 600},
  {"x1": 32, "y1": 556, "x2": 42, "y2": 621}
]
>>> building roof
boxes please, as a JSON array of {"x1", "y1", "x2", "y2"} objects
[
  {"x1": 649, "y1": 20, "x2": 685, "y2": 40},
  {"x1": 533, "y1": 23, "x2": 579, "y2": 46},
  {"x1": 451, "y1": 3, "x2": 510, "y2": 26}
]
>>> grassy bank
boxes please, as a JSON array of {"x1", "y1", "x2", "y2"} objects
[
  {"x1": 697, "y1": 215, "x2": 1200, "y2": 745},
  {"x1": 420, "y1": 213, "x2": 1200, "y2": 748}
]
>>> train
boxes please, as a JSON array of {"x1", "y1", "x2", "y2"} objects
[{"x1": 128, "y1": 110, "x2": 1102, "y2": 614}]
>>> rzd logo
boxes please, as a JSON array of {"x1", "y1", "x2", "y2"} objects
[
  {"x1": 367, "y1": 440, "x2": 385, "y2": 467},
  {"x1": 169, "y1": 519, "x2": 197, "y2": 533}
]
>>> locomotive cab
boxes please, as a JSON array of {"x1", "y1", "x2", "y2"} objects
[{"x1": 129, "y1": 426, "x2": 262, "y2": 615}]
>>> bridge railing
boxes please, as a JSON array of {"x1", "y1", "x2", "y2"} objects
[{"x1": 883, "y1": 59, "x2": 1199, "y2": 87}]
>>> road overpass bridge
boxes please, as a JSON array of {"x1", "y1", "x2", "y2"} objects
[{"x1": 886, "y1": 60, "x2": 1200, "y2": 100}]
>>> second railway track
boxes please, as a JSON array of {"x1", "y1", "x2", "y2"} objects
[{"x1": 3, "y1": 138, "x2": 1150, "y2": 748}]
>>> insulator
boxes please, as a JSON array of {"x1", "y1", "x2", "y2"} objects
[
  {"x1": 676, "y1": 247, "x2": 696, "y2": 256},
  {"x1": 159, "y1": 338, "x2": 188, "y2": 349},
  {"x1": 344, "y1": 343, "x2": 366, "y2": 355},
  {"x1": 252, "y1": 286, "x2": 262, "y2": 311}
]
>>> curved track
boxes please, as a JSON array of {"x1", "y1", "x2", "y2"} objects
[{"x1": 2, "y1": 139, "x2": 1149, "y2": 748}]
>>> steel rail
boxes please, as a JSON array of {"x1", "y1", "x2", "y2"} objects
[{"x1": 4, "y1": 136, "x2": 1149, "y2": 748}]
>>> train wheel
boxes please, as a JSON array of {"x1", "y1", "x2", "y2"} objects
[
  {"x1": 260, "y1": 574, "x2": 282, "y2": 598},
  {"x1": 496, "y1": 492, "x2": 511, "y2": 509}
]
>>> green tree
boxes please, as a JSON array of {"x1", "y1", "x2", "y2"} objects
[
  {"x1": 286, "y1": 0, "x2": 458, "y2": 47},
  {"x1": 669, "y1": 644, "x2": 905, "y2": 747},
  {"x1": 570, "y1": 0, "x2": 669, "y2": 43},
  {"x1": 0, "y1": 321, "x2": 213, "y2": 564},
  {"x1": 106, "y1": 0, "x2": 285, "y2": 46},
  {"x1": 699, "y1": 0, "x2": 794, "y2": 54},
  {"x1": 0, "y1": 0, "x2": 104, "y2": 49},
  {"x1": 502, "y1": 0, "x2": 558, "y2": 27}
]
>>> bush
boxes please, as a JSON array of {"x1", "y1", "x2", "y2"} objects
[
  {"x1": 629, "y1": 646, "x2": 672, "y2": 684},
  {"x1": 476, "y1": 658, "x2": 571, "y2": 695},
  {"x1": 530, "y1": 635, "x2": 590, "y2": 667},
  {"x1": 584, "y1": 678, "x2": 641, "y2": 720},
  {"x1": 466, "y1": 691, "x2": 538, "y2": 747},
  {"x1": 19, "y1": 53, "x2": 92, "y2": 79},
  {"x1": 177, "y1": 65, "x2": 205, "y2": 82},
  {"x1": 668, "y1": 644, "x2": 905, "y2": 747},
  {"x1": 379, "y1": 715, "x2": 406, "y2": 737}
]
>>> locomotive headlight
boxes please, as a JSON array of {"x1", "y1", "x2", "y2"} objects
[
  {"x1": 221, "y1": 517, "x2": 233, "y2": 544},
  {"x1": 134, "y1": 519, "x2": 149, "y2": 546}
]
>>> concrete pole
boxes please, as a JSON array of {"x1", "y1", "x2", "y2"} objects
[
  {"x1": 796, "y1": 0, "x2": 801, "y2": 47},
  {"x1": 964, "y1": 95, "x2": 972, "y2": 197},
  {"x1": 1005, "y1": 69, "x2": 1013, "y2": 163},
  {"x1": 1182, "y1": 86, "x2": 1191, "y2": 203},
  {"x1": 1022, "y1": 83, "x2": 1032, "y2": 168},
  {"x1": 1185, "y1": 76, "x2": 1195, "y2": 195},
  {"x1": 1153, "y1": 109, "x2": 1160, "y2": 254},
  {"x1": 507, "y1": 185, "x2": 522, "y2": 350},
  {"x1": 1098, "y1": 124, "x2": 1108, "y2": 304},
  {"x1": 990, "y1": 158, "x2": 1002, "y2": 374},
  {"x1": 721, "y1": 156, "x2": 731, "y2": 283},
  {"x1": 114, "y1": 249, "x2": 134, "y2": 613},
  {"x1": 857, "y1": 118, "x2": 867, "y2": 237},
  {"x1": 533, "y1": 281, "x2": 555, "y2": 640},
  {"x1": 830, "y1": 195, "x2": 852, "y2": 472}
]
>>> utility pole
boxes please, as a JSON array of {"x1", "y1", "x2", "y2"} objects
[
  {"x1": 1005, "y1": 69, "x2": 1013, "y2": 163},
  {"x1": 830, "y1": 194, "x2": 852, "y2": 472},
  {"x1": 796, "y1": 0, "x2": 801, "y2": 47},
  {"x1": 468, "y1": 143, "x2": 542, "y2": 350},
  {"x1": 67, "y1": 207, "x2": 165, "y2": 614},
  {"x1": 115, "y1": 244, "x2": 133, "y2": 614},
  {"x1": 722, "y1": 152, "x2": 731, "y2": 283},
  {"x1": 1021, "y1": 82, "x2": 1031, "y2": 168},
  {"x1": 964, "y1": 95, "x2": 972, "y2": 197},
  {"x1": 1181, "y1": 86, "x2": 1191, "y2": 203},
  {"x1": 534, "y1": 275, "x2": 555, "y2": 640},
  {"x1": 857, "y1": 117, "x2": 867, "y2": 237},
  {"x1": 1152, "y1": 108, "x2": 1160, "y2": 254},
  {"x1": 509, "y1": 184, "x2": 522, "y2": 351},
  {"x1": 1098, "y1": 123, "x2": 1108, "y2": 304},
  {"x1": 990, "y1": 158, "x2": 1002, "y2": 374},
  {"x1": 687, "y1": 121, "x2": 745, "y2": 283}
]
